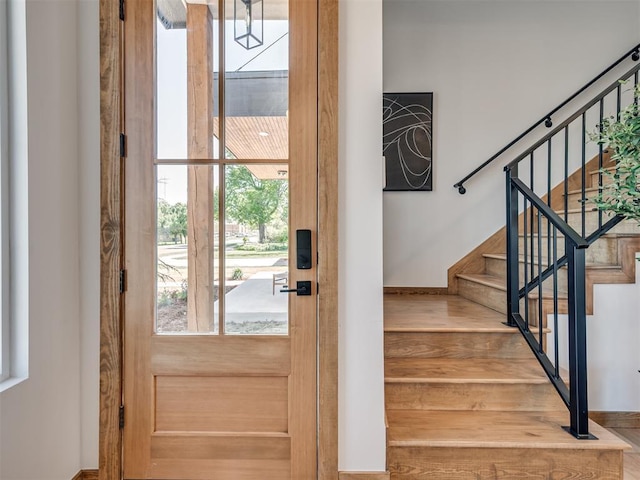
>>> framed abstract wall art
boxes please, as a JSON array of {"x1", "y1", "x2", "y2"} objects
[{"x1": 383, "y1": 92, "x2": 433, "y2": 191}]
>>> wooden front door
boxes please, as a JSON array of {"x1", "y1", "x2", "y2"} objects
[{"x1": 121, "y1": 1, "x2": 318, "y2": 478}]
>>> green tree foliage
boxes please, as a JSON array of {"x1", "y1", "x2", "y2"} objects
[
  {"x1": 590, "y1": 83, "x2": 640, "y2": 225},
  {"x1": 225, "y1": 165, "x2": 288, "y2": 243},
  {"x1": 158, "y1": 199, "x2": 188, "y2": 243}
]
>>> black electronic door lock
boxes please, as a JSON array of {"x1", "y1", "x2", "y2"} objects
[{"x1": 296, "y1": 229, "x2": 312, "y2": 269}]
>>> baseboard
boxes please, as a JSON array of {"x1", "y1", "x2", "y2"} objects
[
  {"x1": 590, "y1": 411, "x2": 640, "y2": 428},
  {"x1": 383, "y1": 287, "x2": 448, "y2": 295},
  {"x1": 339, "y1": 472, "x2": 390, "y2": 480},
  {"x1": 71, "y1": 470, "x2": 99, "y2": 480}
]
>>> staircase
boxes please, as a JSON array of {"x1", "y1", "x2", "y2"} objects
[
  {"x1": 385, "y1": 45, "x2": 640, "y2": 479},
  {"x1": 384, "y1": 295, "x2": 630, "y2": 479},
  {"x1": 385, "y1": 169, "x2": 638, "y2": 478}
]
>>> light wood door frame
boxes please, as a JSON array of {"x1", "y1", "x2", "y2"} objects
[{"x1": 98, "y1": 0, "x2": 339, "y2": 479}]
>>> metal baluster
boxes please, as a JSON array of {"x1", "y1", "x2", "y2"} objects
[
  {"x1": 553, "y1": 226, "x2": 559, "y2": 379},
  {"x1": 537, "y1": 208, "x2": 543, "y2": 352},
  {"x1": 523, "y1": 196, "x2": 529, "y2": 331},
  {"x1": 506, "y1": 167, "x2": 519, "y2": 327},
  {"x1": 598, "y1": 98, "x2": 604, "y2": 229},
  {"x1": 581, "y1": 112, "x2": 587, "y2": 237},
  {"x1": 564, "y1": 126, "x2": 569, "y2": 224}
]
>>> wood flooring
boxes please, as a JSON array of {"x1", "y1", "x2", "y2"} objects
[{"x1": 611, "y1": 428, "x2": 640, "y2": 479}]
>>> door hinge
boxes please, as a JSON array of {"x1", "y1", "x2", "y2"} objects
[
  {"x1": 119, "y1": 0, "x2": 125, "y2": 21},
  {"x1": 119, "y1": 269, "x2": 127, "y2": 294},
  {"x1": 317, "y1": 282, "x2": 320, "y2": 295},
  {"x1": 119, "y1": 133, "x2": 127, "y2": 158},
  {"x1": 119, "y1": 405, "x2": 125, "y2": 429}
]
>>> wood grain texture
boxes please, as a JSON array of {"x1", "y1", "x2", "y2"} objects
[
  {"x1": 122, "y1": 0, "x2": 156, "y2": 476},
  {"x1": 388, "y1": 446, "x2": 623, "y2": 480},
  {"x1": 98, "y1": 0, "x2": 122, "y2": 479},
  {"x1": 148, "y1": 459, "x2": 290, "y2": 480},
  {"x1": 289, "y1": 0, "x2": 319, "y2": 476},
  {"x1": 385, "y1": 358, "x2": 549, "y2": 383},
  {"x1": 384, "y1": 293, "x2": 507, "y2": 331},
  {"x1": 384, "y1": 287, "x2": 448, "y2": 295},
  {"x1": 151, "y1": 335, "x2": 291, "y2": 375},
  {"x1": 318, "y1": 0, "x2": 339, "y2": 477},
  {"x1": 81, "y1": 471, "x2": 99, "y2": 480},
  {"x1": 383, "y1": 294, "x2": 629, "y2": 479},
  {"x1": 186, "y1": 5, "x2": 215, "y2": 332},
  {"x1": 385, "y1": 331, "x2": 529, "y2": 359},
  {"x1": 339, "y1": 473, "x2": 390, "y2": 480},
  {"x1": 150, "y1": 434, "x2": 291, "y2": 459},
  {"x1": 387, "y1": 410, "x2": 628, "y2": 450},
  {"x1": 386, "y1": 382, "x2": 564, "y2": 412},
  {"x1": 592, "y1": 412, "x2": 640, "y2": 428},
  {"x1": 155, "y1": 376, "x2": 288, "y2": 433}
]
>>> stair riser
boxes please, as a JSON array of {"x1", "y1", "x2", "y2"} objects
[
  {"x1": 457, "y1": 277, "x2": 506, "y2": 314},
  {"x1": 485, "y1": 256, "x2": 569, "y2": 293},
  {"x1": 565, "y1": 190, "x2": 598, "y2": 209},
  {"x1": 384, "y1": 332, "x2": 531, "y2": 359},
  {"x1": 590, "y1": 169, "x2": 615, "y2": 187},
  {"x1": 457, "y1": 277, "x2": 562, "y2": 328},
  {"x1": 388, "y1": 446, "x2": 623, "y2": 480},
  {"x1": 517, "y1": 235, "x2": 620, "y2": 265},
  {"x1": 385, "y1": 382, "x2": 565, "y2": 411}
]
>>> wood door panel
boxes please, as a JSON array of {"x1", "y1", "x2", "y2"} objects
[
  {"x1": 151, "y1": 335, "x2": 291, "y2": 376},
  {"x1": 150, "y1": 434, "x2": 291, "y2": 459},
  {"x1": 155, "y1": 376, "x2": 289, "y2": 433},
  {"x1": 147, "y1": 459, "x2": 291, "y2": 480}
]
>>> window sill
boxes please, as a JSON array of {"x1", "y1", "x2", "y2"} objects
[{"x1": 0, "y1": 375, "x2": 27, "y2": 393}]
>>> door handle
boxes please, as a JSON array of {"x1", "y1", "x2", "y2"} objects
[{"x1": 280, "y1": 280, "x2": 312, "y2": 296}]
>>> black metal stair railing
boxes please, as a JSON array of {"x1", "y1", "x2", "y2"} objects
[{"x1": 503, "y1": 59, "x2": 640, "y2": 439}]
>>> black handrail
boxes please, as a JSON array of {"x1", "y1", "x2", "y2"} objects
[
  {"x1": 506, "y1": 62, "x2": 640, "y2": 171},
  {"x1": 454, "y1": 42, "x2": 640, "y2": 194}
]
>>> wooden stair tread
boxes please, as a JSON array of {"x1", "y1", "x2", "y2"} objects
[
  {"x1": 456, "y1": 273, "x2": 506, "y2": 291},
  {"x1": 386, "y1": 410, "x2": 630, "y2": 450},
  {"x1": 384, "y1": 294, "x2": 512, "y2": 332},
  {"x1": 456, "y1": 272, "x2": 587, "y2": 300},
  {"x1": 385, "y1": 358, "x2": 549, "y2": 383}
]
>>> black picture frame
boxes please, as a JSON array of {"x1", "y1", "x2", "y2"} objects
[{"x1": 383, "y1": 92, "x2": 433, "y2": 191}]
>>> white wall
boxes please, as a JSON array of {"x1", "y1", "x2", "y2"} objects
[
  {"x1": 338, "y1": 0, "x2": 386, "y2": 472},
  {"x1": 587, "y1": 267, "x2": 640, "y2": 412},
  {"x1": 383, "y1": 0, "x2": 640, "y2": 287},
  {"x1": 0, "y1": 1, "x2": 83, "y2": 479},
  {"x1": 77, "y1": 0, "x2": 100, "y2": 469}
]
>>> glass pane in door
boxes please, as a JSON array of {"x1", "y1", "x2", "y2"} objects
[
  {"x1": 156, "y1": 164, "x2": 220, "y2": 334},
  {"x1": 223, "y1": 164, "x2": 289, "y2": 335},
  {"x1": 224, "y1": 0, "x2": 289, "y2": 160},
  {"x1": 156, "y1": 1, "x2": 220, "y2": 160}
]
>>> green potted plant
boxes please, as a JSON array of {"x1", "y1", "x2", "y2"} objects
[{"x1": 590, "y1": 82, "x2": 640, "y2": 225}]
